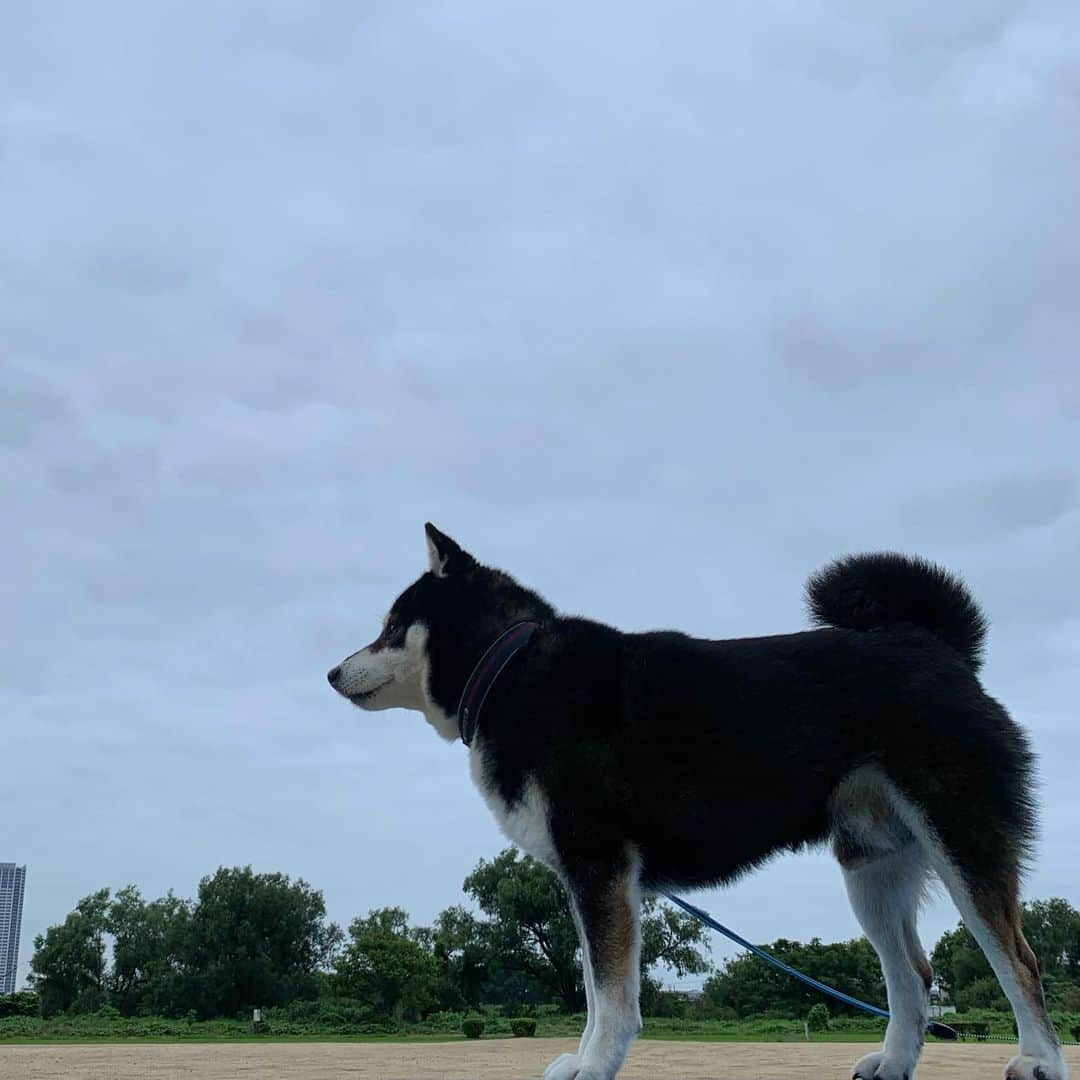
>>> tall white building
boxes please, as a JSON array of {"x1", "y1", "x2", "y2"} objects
[{"x1": 0, "y1": 864, "x2": 27, "y2": 995}]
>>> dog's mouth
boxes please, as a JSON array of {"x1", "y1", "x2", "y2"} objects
[{"x1": 347, "y1": 678, "x2": 393, "y2": 705}]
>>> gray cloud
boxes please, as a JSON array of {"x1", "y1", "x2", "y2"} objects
[{"x1": 2, "y1": 0, "x2": 1078, "y2": 987}]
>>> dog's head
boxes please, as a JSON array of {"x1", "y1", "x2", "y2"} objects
[{"x1": 327, "y1": 523, "x2": 551, "y2": 741}]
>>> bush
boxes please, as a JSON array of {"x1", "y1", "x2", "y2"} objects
[
  {"x1": 806, "y1": 1003, "x2": 830, "y2": 1032},
  {"x1": 462, "y1": 1017, "x2": 484, "y2": 1039},
  {"x1": 950, "y1": 1021, "x2": 990, "y2": 1038},
  {"x1": 0, "y1": 993, "x2": 39, "y2": 1019},
  {"x1": 510, "y1": 1018, "x2": 537, "y2": 1037},
  {"x1": 648, "y1": 990, "x2": 692, "y2": 1019},
  {"x1": 955, "y1": 977, "x2": 1008, "y2": 1012},
  {"x1": 757, "y1": 1020, "x2": 796, "y2": 1035},
  {"x1": 1070, "y1": 1023, "x2": 1079, "y2": 1044},
  {"x1": 274, "y1": 997, "x2": 374, "y2": 1028}
]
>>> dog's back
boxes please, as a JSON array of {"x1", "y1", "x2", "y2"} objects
[{"x1": 499, "y1": 613, "x2": 1029, "y2": 892}]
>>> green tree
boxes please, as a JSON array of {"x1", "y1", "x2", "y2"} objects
[
  {"x1": 29, "y1": 890, "x2": 110, "y2": 1017},
  {"x1": 464, "y1": 849, "x2": 711, "y2": 1015},
  {"x1": 930, "y1": 923, "x2": 990, "y2": 1005},
  {"x1": 703, "y1": 936, "x2": 885, "y2": 1019},
  {"x1": 638, "y1": 897, "x2": 711, "y2": 1012},
  {"x1": 183, "y1": 867, "x2": 341, "y2": 1018},
  {"x1": 931, "y1": 898, "x2": 1080, "y2": 1011},
  {"x1": 335, "y1": 907, "x2": 436, "y2": 1021},
  {"x1": 106, "y1": 886, "x2": 191, "y2": 1016},
  {"x1": 465, "y1": 849, "x2": 582, "y2": 1012},
  {"x1": 425, "y1": 905, "x2": 489, "y2": 1011},
  {"x1": 956, "y1": 975, "x2": 1008, "y2": 1012},
  {"x1": 1023, "y1": 898, "x2": 1080, "y2": 982}
]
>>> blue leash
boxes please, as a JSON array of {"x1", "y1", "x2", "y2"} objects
[{"x1": 662, "y1": 891, "x2": 958, "y2": 1040}]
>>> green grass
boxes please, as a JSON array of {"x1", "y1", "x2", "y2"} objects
[
  {"x1": 0, "y1": 1031, "x2": 906, "y2": 1047},
  {"x1": 3, "y1": 1008, "x2": 1074, "y2": 1047},
  {"x1": 0, "y1": 1014, "x2": 888, "y2": 1046},
  {"x1": 0, "y1": 1033, "x2": 486, "y2": 1046}
]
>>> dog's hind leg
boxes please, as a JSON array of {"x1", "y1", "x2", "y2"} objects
[
  {"x1": 934, "y1": 860, "x2": 1067, "y2": 1080},
  {"x1": 872, "y1": 752, "x2": 1066, "y2": 1080},
  {"x1": 543, "y1": 854, "x2": 642, "y2": 1080},
  {"x1": 840, "y1": 845, "x2": 932, "y2": 1080},
  {"x1": 832, "y1": 768, "x2": 933, "y2": 1080}
]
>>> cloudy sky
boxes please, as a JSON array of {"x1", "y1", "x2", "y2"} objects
[{"x1": 3, "y1": 2, "x2": 1078, "y2": 990}]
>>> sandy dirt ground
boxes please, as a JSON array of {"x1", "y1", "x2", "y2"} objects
[{"x1": 2, "y1": 1039, "x2": 1078, "y2": 1080}]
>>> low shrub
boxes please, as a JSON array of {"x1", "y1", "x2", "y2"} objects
[
  {"x1": 462, "y1": 1017, "x2": 484, "y2": 1039},
  {"x1": 510, "y1": 1018, "x2": 537, "y2": 1037},
  {"x1": 270, "y1": 997, "x2": 375, "y2": 1030},
  {"x1": 0, "y1": 993, "x2": 39, "y2": 1019},
  {"x1": 950, "y1": 1021, "x2": 990, "y2": 1038},
  {"x1": 0, "y1": 1017, "x2": 42, "y2": 1038},
  {"x1": 755, "y1": 1020, "x2": 794, "y2": 1035},
  {"x1": 806, "y1": 1004, "x2": 830, "y2": 1032}
]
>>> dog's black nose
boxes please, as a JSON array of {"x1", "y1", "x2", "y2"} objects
[{"x1": 327, "y1": 666, "x2": 342, "y2": 688}]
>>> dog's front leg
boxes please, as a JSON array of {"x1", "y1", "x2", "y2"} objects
[
  {"x1": 570, "y1": 894, "x2": 597, "y2": 1056},
  {"x1": 543, "y1": 857, "x2": 642, "y2": 1080},
  {"x1": 543, "y1": 895, "x2": 597, "y2": 1080}
]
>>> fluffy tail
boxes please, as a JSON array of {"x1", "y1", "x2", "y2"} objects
[{"x1": 805, "y1": 553, "x2": 988, "y2": 671}]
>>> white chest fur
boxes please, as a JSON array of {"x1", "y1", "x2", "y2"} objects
[{"x1": 469, "y1": 743, "x2": 560, "y2": 871}]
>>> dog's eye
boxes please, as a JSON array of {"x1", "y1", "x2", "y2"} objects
[{"x1": 385, "y1": 619, "x2": 399, "y2": 637}]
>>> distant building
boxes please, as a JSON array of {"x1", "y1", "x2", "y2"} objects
[{"x1": 0, "y1": 864, "x2": 27, "y2": 994}]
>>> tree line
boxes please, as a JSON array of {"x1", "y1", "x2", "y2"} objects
[
  {"x1": 703, "y1": 897, "x2": 1080, "y2": 1020},
  {"x1": 24, "y1": 850, "x2": 1080, "y2": 1023},
  {"x1": 26, "y1": 849, "x2": 708, "y2": 1020}
]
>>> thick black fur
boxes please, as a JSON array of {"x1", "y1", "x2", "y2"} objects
[
  {"x1": 806, "y1": 552, "x2": 990, "y2": 673},
  {"x1": 383, "y1": 536, "x2": 1036, "y2": 901}
]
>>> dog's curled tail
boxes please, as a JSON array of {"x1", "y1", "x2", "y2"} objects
[{"x1": 805, "y1": 553, "x2": 989, "y2": 672}]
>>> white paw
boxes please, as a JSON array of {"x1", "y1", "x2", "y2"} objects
[
  {"x1": 1005, "y1": 1053, "x2": 1068, "y2": 1080},
  {"x1": 544, "y1": 1052, "x2": 583, "y2": 1080},
  {"x1": 542, "y1": 1053, "x2": 609, "y2": 1080},
  {"x1": 852, "y1": 1049, "x2": 917, "y2": 1080}
]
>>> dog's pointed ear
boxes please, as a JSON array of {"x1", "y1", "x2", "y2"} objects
[{"x1": 425, "y1": 523, "x2": 475, "y2": 577}]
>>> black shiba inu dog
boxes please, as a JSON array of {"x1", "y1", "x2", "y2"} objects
[{"x1": 328, "y1": 524, "x2": 1064, "y2": 1080}]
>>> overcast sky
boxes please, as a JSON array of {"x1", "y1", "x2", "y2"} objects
[{"x1": 3, "y1": 2, "x2": 1078, "y2": 991}]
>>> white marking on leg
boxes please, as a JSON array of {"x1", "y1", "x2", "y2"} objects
[
  {"x1": 569, "y1": 895, "x2": 597, "y2": 1057},
  {"x1": 542, "y1": 899, "x2": 597, "y2": 1080},
  {"x1": 577, "y1": 853, "x2": 643, "y2": 1080},
  {"x1": 867, "y1": 775, "x2": 1068, "y2": 1080},
  {"x1": 933, "y1": 879, "x2": 1066, "y2": 1079},
  {"x1": 543, "y1": 854, "x2": 643, "y2": 1080},
  {"x1": 843, "y1": 849, "x2": 930, "y2": 1080}
]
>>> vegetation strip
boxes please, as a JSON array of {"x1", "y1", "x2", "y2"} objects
[{"x1": 5, "y1": 852, "x2": 1077, "y2": 1047}]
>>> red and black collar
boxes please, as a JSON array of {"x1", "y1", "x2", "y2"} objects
[{"x1": 456, "y1": 621, "x2": 539, "y2": 747}]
